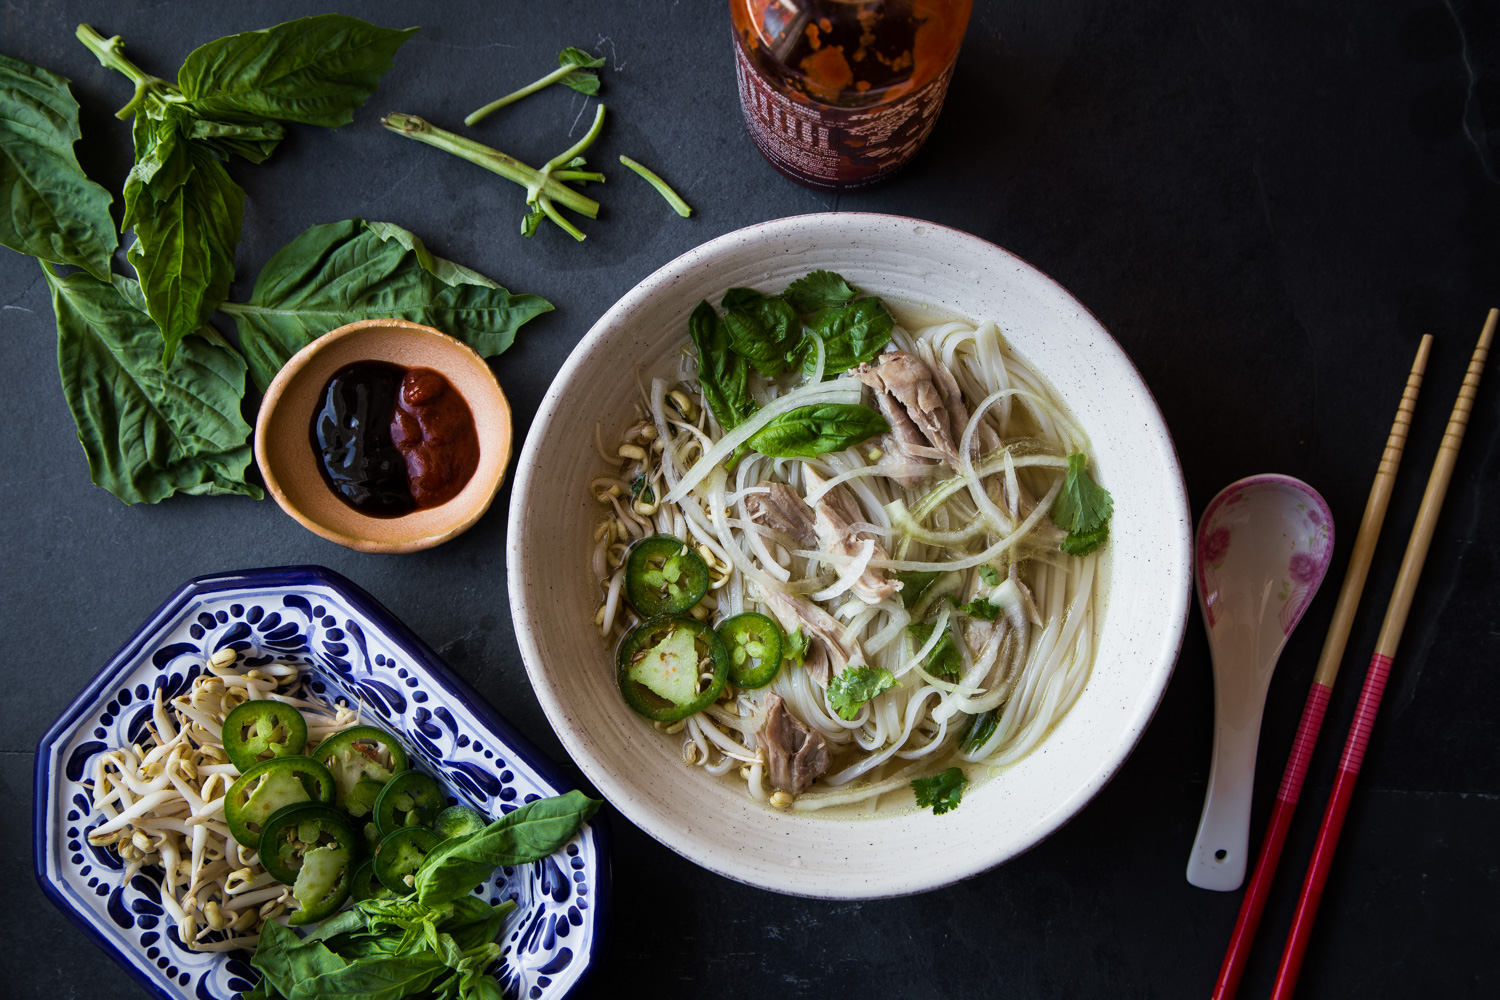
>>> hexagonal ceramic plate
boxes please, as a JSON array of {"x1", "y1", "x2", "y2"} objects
[{"x1": 35, "y1": 566, "x2": 609, "y2": 1000}]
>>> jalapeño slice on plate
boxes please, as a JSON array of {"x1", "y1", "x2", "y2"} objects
[
  {"x1": 717, "y1": 612, "x2": 785, "y2": 688},
  {"x1": 625, "y1": 535, "x2": 710, "y2": 616},
  {"x1": 616, "y1": 615, "x2": 729, "y2": 722},
  {"x1": 373, "y1": 769, "x2": 445, "y2": 836},
  {"x1": 350, "y1": 857, "x2": 392, "y2": 902},
  {"x1": 308, "y1": 725, "x2": 409, "y2": 810},
  {"x1": 220, "y1": 699, "x2": 309, "y2": 771},
  {"x1": 374, "y1": 826, "x2": 445, "y2": 894},
  {"x1": 224, "y1": 755, "x2": 336, "y2": 848},
  {"x1": 258, "y1": 802, "x2": 358, "y2": 925}
]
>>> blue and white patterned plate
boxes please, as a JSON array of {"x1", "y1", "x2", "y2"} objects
[{"x1": 34, "y1": 566, "x2": 610, "y2": 1000}]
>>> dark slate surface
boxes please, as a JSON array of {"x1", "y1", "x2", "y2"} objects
[{"x1": 2, "y1": 1, "x2": 1496, "y2": 997}]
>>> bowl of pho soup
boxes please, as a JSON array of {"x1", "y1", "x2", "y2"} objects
[{"x1": 509, "y1": 213, "x2": 1190, "y2": 898}]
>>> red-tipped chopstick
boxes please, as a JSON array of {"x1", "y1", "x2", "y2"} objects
[
  {"x1": 1269, "y1": 308, "x2": 1496, "y2": 999},
  {"x1": 1209, "y1": 336, "x2": 1432, "y2": 1000}
]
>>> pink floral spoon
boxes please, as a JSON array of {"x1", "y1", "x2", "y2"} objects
[{"x1": 1187, "y1": 474, "x2": 1334, "y2": 890}]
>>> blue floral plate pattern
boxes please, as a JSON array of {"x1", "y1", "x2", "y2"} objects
[{"x1": 34, "y1": 566, "x2": 609, "y2": 1000}]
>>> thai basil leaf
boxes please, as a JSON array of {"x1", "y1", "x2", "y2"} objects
[
  {"x1": 961, "y1": 710, "x2": 998, "y2": 754},
  {"x1": 783, "y1": 269, "x2": 857, "y2": 313},
  {"x1": 826, "y1": 665, "x2": 897, "y2": 720},
  {"x1": 0, "y1": 54, "x2": 115, "y2": 279},
  {"x1": 907, "y1": 621, "x2": 961, "y2": 679},
  {"x1": 414, "y1": 790, "x2": 601, "y2": 905},
  {"x1": 721, "y1": 287, "x2": 804, "y2": 376},
  {"x1": 808, "y1": 297, "x2": 894, "y2": 375},
  {"x1": 687, "y1": 299, "x2": 755, "y2": 432},
  {"x1": 42, "y1": 266, "x2": 260, "y2": 504},
  {"x1": 745, "y1": 403, "x2": 889, "y2": 458},
  {"x1": 123, "y1": 114, "x2": 245, "y2": 365},
  {"x1": 911, "y1": 766, "x2": 967, "y2": 815},
  {"x1": 252, "y1": 920, "x2": 446, "y2": 1000},
  {"x1": 178, "y1": 14, "x2": 419, "y2": 128},
  {"x1": 223, "y1": 219, "x2": 553, "y2": 392},
  {"x1": 557, "y1": 46, "x2": 606, "y2": 95}
]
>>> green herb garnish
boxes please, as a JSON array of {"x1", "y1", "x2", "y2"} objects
[
  {"x1": 745, "y1": 403, "x2": 890, "y2": 458},
  {"x1": 1051, "y1": 453, "x2": 1113, "y2": 556},
  {"x1": 908, "y1": 621, "x2": 961, "y2": 679},
  {"x1": 783, "y1": 627, "x2": 810, "y2": 667},
  {"x1": 963, "y1": 598, "x2": 1000, "y2": 621},
  {"x1": 464, "y1": 47, "x2": 606, "y2": 125},
  {"x1": 912, "y1": 767, "x2": 968, "y2": 815},
  {"x1": 76, "y1": 15, "x2": 418, "y2": 362},
  {"x1": 826, "y1": 665, "x2": 897, "y2": 720},
  {"x1": 978, "y1": 565, "x2": 1001, "y2": 586},
  {"x1": 893, "y1": 571, "x2": 943, "y2": 610}
]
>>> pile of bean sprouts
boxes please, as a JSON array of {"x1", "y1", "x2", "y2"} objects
[
  {"x1": 591, "y1": 317, "x2": 1104, "y2": 814},
  {"x1": 84, "y1": 647, "x2": 360, "y2": 950}
]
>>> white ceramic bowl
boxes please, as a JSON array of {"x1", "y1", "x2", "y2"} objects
[{"x1": 508, "y1": 213, "x2": 1191, "y2": 898}]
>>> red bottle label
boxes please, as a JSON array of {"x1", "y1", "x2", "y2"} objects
[{"x1": 734, "y1": 41, "x2": 954, "y2": 191}]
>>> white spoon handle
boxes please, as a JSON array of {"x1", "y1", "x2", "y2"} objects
[{"x1": 1186, "y1": 674, "x2": 1272, "y2": 890}]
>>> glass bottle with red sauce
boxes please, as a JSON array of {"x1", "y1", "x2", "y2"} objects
[{"x1": 731, "y1": 0, "x2": 973, "y2": 192}]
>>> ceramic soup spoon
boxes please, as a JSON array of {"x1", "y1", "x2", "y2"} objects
[{"x1": 1187, "y1": 475, "x2": 1334, "y2": 890}]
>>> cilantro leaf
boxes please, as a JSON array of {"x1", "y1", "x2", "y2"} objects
[
  {"x1": 782, "y1": 627, "x2": 809, "y2": 667},
  {"x1": 908, "y1": 621, "x2": 961, "y2": 679},
  {"x1": 826, "y1": 665, "x2": 896, "y2": 720},
  {"x1": 978, "y1": 565, "x2": 1001, "y2": 586},
  {"x1": 1051, "y1": 453, "x2": 1113, "y2": 554},
  {"x1": 912, "y1": 767, "x2": 968, "y2": 815},
  {"x1": 893, "y1": 570, "x2": 943, "y2": 610},
  {"x1": 784, "y1": 269, "x2": 857, "y2": 313},
  {"x1": 962, "y1": 598, "x2": 999, "y2": 621}
]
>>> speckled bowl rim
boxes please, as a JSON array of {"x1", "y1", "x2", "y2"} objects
[
  {"x1": 508, "y1": 212, "x2": 1191, "y2": 898},
  {"x1": 255, "y1": 319, "x2": 512, "y2": 554}
]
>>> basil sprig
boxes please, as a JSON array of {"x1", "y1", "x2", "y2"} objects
[{"x1": 76, "y1": 14, "x2": 418, "y2": 362}]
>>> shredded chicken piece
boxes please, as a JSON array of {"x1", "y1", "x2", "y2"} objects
[
  {"x1": 758, "y1": 692, "x2": 830, "y2": 795},
  {"x1": 759, "y1": 589, "x2": 852, "y2": 685},
  {"x1": 742, "y1": 483, "x2": 817, "y2": 548},
  {"x1": 802, "y1": 469, "x2": 897, "y2": 605},
  {"x1": 857, "y1": 350, "x2": 999, "y2": 477}
]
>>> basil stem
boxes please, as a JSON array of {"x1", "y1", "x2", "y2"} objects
[{"x1": 75, "y1": 24, "x2": 181, "y2": 119}]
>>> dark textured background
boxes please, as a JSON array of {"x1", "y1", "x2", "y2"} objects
[{"x1": 2, "y1": 1, "x2": 1497, "y2": 996}]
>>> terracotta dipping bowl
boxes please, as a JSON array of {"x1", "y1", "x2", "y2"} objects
[{"x1": 255, "y1": 319, "x2": 512, "y2": 553}]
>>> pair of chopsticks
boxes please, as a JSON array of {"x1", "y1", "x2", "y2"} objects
[{"x1": 1212, "y1": 308, "x2": 1497, "y2": 1000}]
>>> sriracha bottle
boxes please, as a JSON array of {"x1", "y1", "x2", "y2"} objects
[{"x1": 730, "y1": 0, "x2": 973, "y2": 192}]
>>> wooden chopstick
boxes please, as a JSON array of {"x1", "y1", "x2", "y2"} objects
[
  {"x1": 1269, "y1": 308, "x2": 1497, "y2": 999},
  {"x1": 1210, "y1": 335, "x2": 1432, "y2": 1000}
]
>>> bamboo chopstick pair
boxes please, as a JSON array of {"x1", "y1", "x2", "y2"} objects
[{"x1": 1211, "y1": 308, "x2": 1497, "y2": 1000}]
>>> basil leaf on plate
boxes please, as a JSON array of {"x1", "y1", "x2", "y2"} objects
[
  {"x1": 808, "y1": 297, "x2": 894, "y2": 375},
  {"x1": 223, "y1": 219, "x2": 553, "y2": 392},
  {"x1": 43, "y1": 266, "x2": 260, "y2": 504},
  {"x1": 0, "y1": 54, "x2": 116, "y2": 279},
  {"x1": 178, "y1": 14, "x2": 419, "y2": 128},
  {"x1": 746, "y1": 402, "x2": 889, "y2": 458},
  {"x1": 721, "y1": 287, "x2": 804, "y2": 377},
  {"x1": 414, "y1": 790, "x2": 601, "y2": 905},
  {"x1": 687, "y1": 299, "x2": 755, "y2": 432},
  {"x1": 252, "y1": 920, "x2": 447, "y2": 1000}
]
